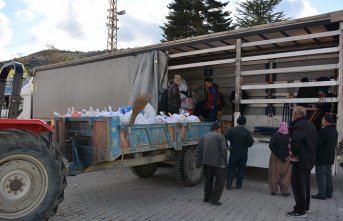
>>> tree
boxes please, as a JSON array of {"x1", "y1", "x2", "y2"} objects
[
  {"x1": 235, "y1": 0, "x2": 288, "y2": 28},
  {"x1": 161, "y1": 0, "x2": 207, "y2": 41},
  {"x1": 161, "y1": 0, "x2": 234, "y2": 41},
  {"x1": 204, "y1": 0, "x2": 234, "y2": 33}
]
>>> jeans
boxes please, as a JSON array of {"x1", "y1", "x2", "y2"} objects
[
  {"x1": 291, "y1": 162, "x2": 311, "y2": 214},
  {"x1": 226, "y1": 153, "x2": 248, "y2": 188},
  {"x1": 315, "y1": 165, "x2": 333, "y2": 197},
  {"x1": 203, "y1": 165, "x2": 226, "y2": 203},
  {"x1": 209, "y1": 107, "x2": 218, "y2": 122}
]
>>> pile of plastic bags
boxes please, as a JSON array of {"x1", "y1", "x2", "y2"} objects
[{"x1": 54, "y1": 103, "x2": 201, "y2": 125}]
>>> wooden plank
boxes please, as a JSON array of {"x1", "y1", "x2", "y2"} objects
[
  {"x1": 168, "y1": 58, "x2": 235, "y2": 70},
  {"x1": 169, "y1": 45, "x2": 236, "y2": 58},
  {"x1": 242, "y1": 47, "x2": 339, "y2": 62},
  {"x1": 242, "y1": 30, "x2": 339, "y2": 48},
  {"x1": 242, "y1": 54, "x2": 338, "y2": 66},
  {"x1": 242, "y1": 64, "x2": 338, "y2": 76},
  {"x1": 247, "y1": 104, "x2": 284, "y2": 108},
  {"x1": 241, "y1": 80, "x2": 338, "y2": 90},
  {"x1": 337, "y1": 22, "x2": 343, "y2": 143},
  {"x1": 241, "y1": 97, "x2": 338, "y2": 104},
  {"x1": 234, "y1": 39, "x2": 242, "y2": 123}
]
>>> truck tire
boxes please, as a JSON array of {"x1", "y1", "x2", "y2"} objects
[
  {"x1": 0, "y1": 129, "x2": 66, "y2": 221},
  {"x1": 130, "y1": 164, "x2": 158, "y2": 178},
  {"x1": 175, "y1": 146, "x2": 202, "y2": 186}
]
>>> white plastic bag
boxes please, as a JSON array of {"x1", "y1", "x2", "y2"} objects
[
  {"x1": 165, "y1": 116, "x2": 178, "y2": 123},
  {"x1": 119, "y1": 111, "x2": 132, "y2": 124},
  {"x1": 147, "y1": 116, "x2": 162, "y2": 124},
  {"x1": 143, "y1": 103, "x2": 156, "y2": 118},
  {"x1": 134, "y1": 113, "x2": 149, "y2": 124},
  {"x1": 185, "y1": 115, "x2": 201, "y2": 123}
]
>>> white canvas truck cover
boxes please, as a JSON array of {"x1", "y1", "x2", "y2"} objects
[{"x1": 32, "y1": 51, "x2": 168, "y2": 119}]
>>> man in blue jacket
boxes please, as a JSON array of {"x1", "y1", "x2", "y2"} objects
[{"x1": 312, "y1": 115, "x2": 338, "y2": 200}]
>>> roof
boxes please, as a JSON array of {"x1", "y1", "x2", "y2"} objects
[{"x1": 34, "y1": 10, "x2": 343, "y2": 73}]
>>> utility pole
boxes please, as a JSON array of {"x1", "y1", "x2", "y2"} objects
[{"x1": 106, "y1": 0, "x2": 125, "y2": 53}]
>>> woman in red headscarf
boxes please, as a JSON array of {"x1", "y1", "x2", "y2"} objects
[{"x1": 268, "y1": 122, "x2": 292, "y2": 197}]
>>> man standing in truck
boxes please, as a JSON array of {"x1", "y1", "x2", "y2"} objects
[
  {"x1": 204, "y1": 78, "x2": 221, "y2": 122},
  {"x1": 196, "y1": 122, "x2": 227, "y2": 206},
  {"x1": 168, "y1": 75, "x2": 182, "y2": 114}
]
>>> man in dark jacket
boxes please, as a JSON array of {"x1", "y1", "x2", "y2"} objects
[
  {"x1": 224, "y1": 116, "x2": 254, "y2": 189},
  {"x1": 158, "y1": 79, "x2": 174, "y2": 114},
  {"x1": 196, "y1": 122, "x2": 227, "y2": 206},
  {"x1": 312, "y1": 115, "x2": 338, "y2": 200},
  {"x1": 287, "y1": 106, "x2": 317, "y2": 218},
  {"x1": 168, "y1": 75, "x2": 181, "y2": 114}
]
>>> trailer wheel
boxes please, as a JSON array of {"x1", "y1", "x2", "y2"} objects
[
  {"x1": 130, "y1": 164, "x2": 158, "y2": 178},
  {"x1": 0, "y1": 129, "x2": 66, "y2": 221},
  {"x1": 175, "y1": 146, "x2": 202, "y2": 186}
]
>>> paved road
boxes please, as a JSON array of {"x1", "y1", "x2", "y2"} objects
[{"x1": 51, "y1": 165, "x2": 343, "y2": 221}]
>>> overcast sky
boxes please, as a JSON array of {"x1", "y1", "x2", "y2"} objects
[{"x1": 1, "y1": 0, "x2": 342, "y2": 61}]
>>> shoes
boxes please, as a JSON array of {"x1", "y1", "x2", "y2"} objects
[
  {"x1": 203, "y1": 199, "x2": 209, "y2": 202},
  {"x1": 236, "y1": 186, "x2": 242, "y2": 189},
  {"x1": 311, "y1": 194, "x2": 326, "y2": 200},
  {"x1": 226, "y1": 185, "x2": 231, "y2": 190},
  {"x1": 210, "y1": 201, "x2": 222, "y2": 206},
  {"x1": 282, "y1": 192, "x2": 290, "y2": 197},
  {"x1": 327, "y1": 195, "x2": 332, "y2": 198},
  {"x1": 286, "y1": 211, "x2": 307, "y2": 218},
  {"x1": 271, "y1": 192, "x2": 276, "y2": 196}
]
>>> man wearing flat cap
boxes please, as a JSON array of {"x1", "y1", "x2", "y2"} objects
[
  {"x1": 312, "y1": 115, "x2": 338, "y2": 200},
  {"x1": 196, "y1": 122, "x2": 227, "y2": 205},
  {"x1": 224, "y1": 116, "x2": 254, "y2": 190}
]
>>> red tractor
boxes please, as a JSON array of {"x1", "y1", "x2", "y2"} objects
[{"x1": 0, "y1": 62, "x2": 66, "y2": 221}]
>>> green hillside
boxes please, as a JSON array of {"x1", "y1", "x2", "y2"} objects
[{"x1": 1, "y1": 49, "x2": 106, "y2": 75}]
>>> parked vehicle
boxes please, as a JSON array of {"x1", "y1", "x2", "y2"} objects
[{"x1": 0, "y1": 62, "x2": 66, "y2": 221}]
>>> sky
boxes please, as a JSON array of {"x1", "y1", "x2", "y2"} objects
[{"x1": 0, "y1": 0, "x2": 343, "y2": 61}]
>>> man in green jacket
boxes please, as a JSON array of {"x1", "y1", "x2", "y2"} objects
[{"x1": 224, "y1": 116, "x2": 254, "y2": 189}]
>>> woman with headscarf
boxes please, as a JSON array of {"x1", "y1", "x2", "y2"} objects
[{"x1": 268, "y1": 122, "x2": 292, "y2": 197}]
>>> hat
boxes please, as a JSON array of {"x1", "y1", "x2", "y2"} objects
[
  {"x1": 324, "y1": 115, "x2": 334, "y2": 124},
  {"x1": 237, "y1": 116, "x2": 246, "y2": 125},
  {"x1": 211, "y1": 122, "x2": 221, "y2": 131}
]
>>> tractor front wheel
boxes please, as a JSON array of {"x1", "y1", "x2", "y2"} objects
[{"x1": 0, "y1": 129, "x2": 66, "y2": 221}]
